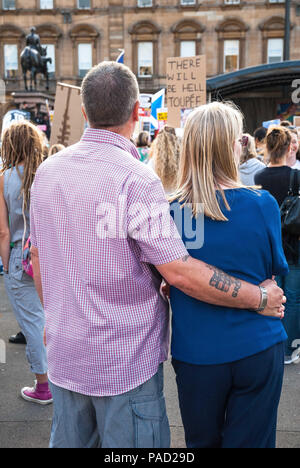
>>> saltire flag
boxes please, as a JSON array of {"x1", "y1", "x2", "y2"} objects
[
  {"x1": 150, "y1": 88, "x2": 165, "y2": 130},
  {"x1": 116, "y1": 49, "x2": 125, "y2": 64}
]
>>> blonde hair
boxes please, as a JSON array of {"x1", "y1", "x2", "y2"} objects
[
  {"x1": 150, "y1": 126, "x2": 181, "y2": 192},
  {"x1": 49, "y1": 144, "x2": 65, "y2": 156},
  {"x1": 1, "y1": 121, "x2": 44, "y2": 211},
  {"x1": 171, "y1": 101, "x2": 246, "y2": 222},
  {"x1": 266, "y1": 125, "x2": 291, "y2": 164},
  {"x1": 240, "y1": 133, "x2": 257, "y2": 164}
]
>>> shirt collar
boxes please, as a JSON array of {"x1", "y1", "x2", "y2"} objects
[{"x1": 81, "y1": 128, "x2": 141, "y2": 161}]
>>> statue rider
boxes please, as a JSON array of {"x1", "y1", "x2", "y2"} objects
[{"x1": 26, "y1": 27, "x2": 43, "y2": 56}]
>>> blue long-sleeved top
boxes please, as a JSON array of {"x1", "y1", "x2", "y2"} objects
[{"x1": 170, "y1": 188, "x2": 289, "y2": 365}]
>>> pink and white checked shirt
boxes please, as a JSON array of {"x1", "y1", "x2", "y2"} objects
[{"x1": 30, "y1": 128, "x2": 187, "y2": 396}]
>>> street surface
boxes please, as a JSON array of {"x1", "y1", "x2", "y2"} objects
[{"x1": 0, "y1": 277, "x2": 299, "y2": 448}]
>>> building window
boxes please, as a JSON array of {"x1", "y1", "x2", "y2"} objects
[
  {"x1": 40, "y1": 0, "x2": 53, "y2": 8},
  {"x1": 137, "y1": 0, "x2": 152, "y2": 7},
  {"x1": 4, "y1": 44, "x2": 18, "y2": 78},
  {"x1": 78, "y1": 43, "x2": 92, "y2": 78},
  {"x1": 224, "y1": 40, "x2": 239, "y2": 72},
  {"x1": 129, "y1": 21, "x2": 161, "y2": 81},
  {"x1": 224, "y1": 0, "x2": 240, "y2": 4},
  {"x1": 180, "y1": 41, "x2": 196, "y2": 57},
  {"x1": 2, "y1": 0, "x2": 15, "y2": 9},
  {"x1": 216, "y1": 18, "x2": 248, "y2": 74},
  {"x1": 259, "y1": 17, "x2": 288, "y2": 63},
  {"x1": 180, "y1": 0, "x2": 196, "y2": 5},
  {"x1": 138, "y1": 42, "x2": 153, "y2": 77},
  {"x1": 267, "y1": 38, "x2": 283, "y2": 63},
  {"x1": 172, "y1": 20, "x2": 204, "y2": 57},
  {"x1": 269, "y1": 0, "x2": 285, "y2": 3},
  {"x1": 77, "y1": 0, "x2": 90, "y2": 9}
]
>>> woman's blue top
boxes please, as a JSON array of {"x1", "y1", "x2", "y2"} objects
[{"x1": 170, "y1": 188, "x2": 289, "y2": 365}]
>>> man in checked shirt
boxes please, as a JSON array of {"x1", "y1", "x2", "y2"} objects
[{"x1": 29, "y1": 62, "x2": 285, "y2": 448}]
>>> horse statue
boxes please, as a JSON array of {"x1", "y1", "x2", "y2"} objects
[{"x1": 21, "y1": 45, "x2": 52, "y2": 92}]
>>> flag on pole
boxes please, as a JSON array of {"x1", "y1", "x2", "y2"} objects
[
  {"x1": 150, "y1": 88, "x2": 165, "y2": 130},
  {"x1": 116, "y1": 49, "x2": 125, "y2": 64}
]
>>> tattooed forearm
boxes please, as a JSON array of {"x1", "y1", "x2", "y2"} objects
[{"x1": 207, "y1": 265, "x2": 242, "y2": 298}]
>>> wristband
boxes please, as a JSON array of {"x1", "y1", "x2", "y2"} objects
[{"x1": 255, "y1": 286, "x2": 268, "y2": 312}]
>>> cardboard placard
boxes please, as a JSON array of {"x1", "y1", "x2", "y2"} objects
[
  {"x1": 50, "y1": 83, "x2": 85, "y2": 147},
  {"x1": 166, "y1": 55, "x2": 206, "y2": 128},
  {"x1": 293, "y1": 116, "x2": 300, "y2": 128}
]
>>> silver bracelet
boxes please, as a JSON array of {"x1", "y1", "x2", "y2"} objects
[{"x1": 255, "y1": 286, "x2": 268, "y2": 312}]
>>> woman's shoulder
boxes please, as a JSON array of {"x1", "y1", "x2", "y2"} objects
[{"x1": 237, "y1": 187, "x2": 276, "y2": 203}]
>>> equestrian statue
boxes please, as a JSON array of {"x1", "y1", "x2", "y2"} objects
[{"x1": 21, "y1": 27, "x2": 52, "y2": 92}]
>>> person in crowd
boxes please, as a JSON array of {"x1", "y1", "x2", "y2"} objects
[
  {"x1": 169, "y1": 102, "x2": 289, "y2": 449},
  {"x1": 286, "y1": 129, "x2": 300, "y2": 170},
  {"x1": 147, "y1": 126, "x2": 181, "y2": 195},
  {"x1": 49, "y1": 144, "x2": 65, "y2": 157},
  {"x1": 253, "y1": 126, "x2": 267, "y2": 162},
  {"x1": 0, "y1": 121, "x2": 51, "y2": 404},
  {"x1": 280, "y1": 120, "x2": 292, "y2": 127},
  {"x1": 239, "y1": 133, "x2": 265, "y2": 185},
  {"x1": 29, "y1": 62, "x2": 285, "y2": 449},
  {"x1": 255, "y1": 125, "x2": 300, "y2": 363},
  {"x1": 135, "y1": 131, "x2": 151, "y2": 163}
]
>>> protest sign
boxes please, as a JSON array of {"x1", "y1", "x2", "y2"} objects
[
  {"x1": 293, "y1": 116, "x2": 300, "y2": 127},
  {"x1": 157, "y1": 108, "x2": 168, "y2": 130},
  {"x1": 166, "y1": 55, "x2": 206, "y2": 128},
  {"x1": 1, "y1": 109, "x2": 31, "y2": 136},
  {"x1": 262, "y1": 119, "x2": 280, "y2": 129},
  {"x1": 50, "y1": 83, "x2": 85, "y2": 147}
]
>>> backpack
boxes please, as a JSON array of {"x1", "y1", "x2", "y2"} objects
[{"x1": 280, "y1": 169, "x2": 300, "y2": 236}]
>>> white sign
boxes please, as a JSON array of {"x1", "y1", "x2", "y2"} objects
[{"x1": 1, "y1": 110, "x2": 30, "y2": 136}]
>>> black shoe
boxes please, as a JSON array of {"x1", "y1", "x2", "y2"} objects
[{"x1": 9, "y1": 332, "x2": 27, "y2": 344}]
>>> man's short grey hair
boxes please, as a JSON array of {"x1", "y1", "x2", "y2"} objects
[{"x1": 81, "y1": 61, "x2": 139, "y2": 128}]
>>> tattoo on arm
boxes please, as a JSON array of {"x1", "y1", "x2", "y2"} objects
[
  {"x1": 181, "y1": 255, "x2": 190, "y2": 263},
  {"x1": 207, "y1": 265, "x2": 242, "y2": 298}
]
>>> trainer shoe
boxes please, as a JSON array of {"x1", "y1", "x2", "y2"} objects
[{"x1": 21, "y1": 381, "x2": 53, "y2": 405}]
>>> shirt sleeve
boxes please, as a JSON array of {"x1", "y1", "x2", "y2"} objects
[
  {"x1": 127, "y1": 178, "x2": 188, "y2": 265},
  {"x1": 261, "y1": 191, "x2": 289, "y2": 277}
]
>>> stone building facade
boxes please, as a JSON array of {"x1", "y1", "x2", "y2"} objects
[{"x1": 0, "y1": 0, "x2": 299, "y2": 99}]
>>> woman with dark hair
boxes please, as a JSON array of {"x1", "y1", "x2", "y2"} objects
[
  {"x1": 255, "y1": 126, "x2": 300, "y2": 364},
  {"x1": 135, "y1": 131, "x2": 151, "y2": 162},
  {"x1": 0, "y1": 121, "x2": 52, "y2": 405},
  {"x1": 239, "y1": 133, "x2": 265, "y2": 185}
]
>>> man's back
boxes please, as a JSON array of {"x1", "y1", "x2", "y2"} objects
[{"x1": 30, "y1": 129, "x2": 186, "y2": 397}]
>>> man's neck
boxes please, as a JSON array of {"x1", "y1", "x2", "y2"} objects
[{"x1": 91, "y1": 124, "x2": 133, "y2": 141}]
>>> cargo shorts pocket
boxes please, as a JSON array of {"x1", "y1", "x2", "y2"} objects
[
  {"x1": 131, "y1": 395, "x2": 169, "y2": 448},
  {"x1": 9, "y1": 248, "x2": 24, "y2": 282}
]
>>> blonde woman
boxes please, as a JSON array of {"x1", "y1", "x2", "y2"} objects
[
  {"x1": 0, "y1": 122, "x2": 52, "y2": 405},
  {"x1": 238, "y1": 133, "x2": 265, "y2": 185},
  {"x1": 147, "y1": 126, "x2": 181, "y2": 195},
  {"x1": 169, "y1": 102, "x2": 288, "y2": 448}
]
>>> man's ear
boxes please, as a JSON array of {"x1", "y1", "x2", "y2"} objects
[
  {"x1": 132, "y1": 101, "x2": 140, "y2": 123},
  {"x1": 82, "y1": 106, "x2": 88, "y2": 122}
]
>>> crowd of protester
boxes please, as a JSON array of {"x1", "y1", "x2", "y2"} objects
[{"x1": 0, "y1": 61, "x2": 299, "y2": 449}]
